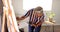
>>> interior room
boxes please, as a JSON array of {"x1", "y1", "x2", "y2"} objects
[{"x1": 0, "y1": 0, "x2": 60, "y2": 32}]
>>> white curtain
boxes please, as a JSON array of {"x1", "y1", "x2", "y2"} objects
[{"x1": 23, "y1": 0, "x2": 52, "y2": 11}]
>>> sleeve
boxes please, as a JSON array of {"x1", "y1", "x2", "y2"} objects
[
  {"x1": 24, "y1": 10, "x2": 31, "y2": 18},
  {"x1": 20, "y1": 9, "x2": 31, "y2": 20}
]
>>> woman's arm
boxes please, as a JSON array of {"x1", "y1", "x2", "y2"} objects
[{"x1": 16, "y1": 10, "x2": 31, "y2": 21}]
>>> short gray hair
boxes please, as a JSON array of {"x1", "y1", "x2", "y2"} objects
[{"x1": 34, "y1": 6, "x2": 43, "y2": 11}]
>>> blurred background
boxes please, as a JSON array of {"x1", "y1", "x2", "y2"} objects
[
  {"x1": 0, "y1": 0, "x2": 60, "y2": 32},
  {"x1": 12, "y1": 0, "x2": 60, "y2": 32}
]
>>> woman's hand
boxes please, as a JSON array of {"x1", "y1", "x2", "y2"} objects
[
  {"x1": 16, "y1": 17, "x2": 20, "y2": 21},
  {"x1": 31, "y1": 24, "x2": 37, "y2": 28}
]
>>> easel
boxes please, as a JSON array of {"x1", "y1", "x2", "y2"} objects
[{"x1": 1, "y1": 0, "x2": 19, "y2": 32}]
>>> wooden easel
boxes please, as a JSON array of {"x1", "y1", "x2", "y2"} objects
[{"x1": 1, "y1": 0, "x2": 19, "y2": 32}]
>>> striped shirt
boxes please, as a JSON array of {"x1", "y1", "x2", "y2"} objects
[{"x1": 22, "y1": 9, "x2": 44, "y2": 26}]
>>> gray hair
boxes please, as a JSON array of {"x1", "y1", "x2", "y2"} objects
[
  {"x1": 33, "y1": 6, "x2": 43, "y2": 13},
  {"x1": 34, "y1": 6, "x2": 43, "y2": 11}
]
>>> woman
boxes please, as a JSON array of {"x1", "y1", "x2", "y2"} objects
[{"x1": 16, "y1": 6, "x2": 44, "y2": 32}]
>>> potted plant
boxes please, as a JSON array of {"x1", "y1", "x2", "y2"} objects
[{"x1": 46, "y1": 11, "x2": 55, "y2": 23}]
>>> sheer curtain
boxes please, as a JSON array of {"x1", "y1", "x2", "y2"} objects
[{"x1": 23, "y1": 0, "x2": 52, "y2": 11}]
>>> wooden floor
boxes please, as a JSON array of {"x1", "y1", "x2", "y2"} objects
[{"x1": 40, "y1": 25, "x2": 60, "y2": 32}]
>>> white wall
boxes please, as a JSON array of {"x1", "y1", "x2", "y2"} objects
[
  {"x1": 12, "y1": 0, "x2": 28, "y2": 32},
  {"x1": 52, "y1": 0, "x2": 60, "y2": 25},
  {"x1": 12, "y1": 0, "x2": 23, "y2": 16}
]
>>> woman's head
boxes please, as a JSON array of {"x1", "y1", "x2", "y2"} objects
[
  {"x1": 34, "y1": 6, "x2": 43, "y2": 13},
  {"x1": 34, "y1": 6, "x2": 43, "y2": 10},
  {"x1": 33, "y1": 6, "x2": 43, "y2": 16}
]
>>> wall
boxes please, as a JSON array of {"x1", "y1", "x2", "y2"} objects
[
  {"x1": 52, "y1": 0, "x2": 60, "y2": 25},
  {"x1": 12, "y1": 0, "x2": 23, "y2": 16},
  {"x1": 12, "y1": 0, "x2": 28, "y2": 32}
]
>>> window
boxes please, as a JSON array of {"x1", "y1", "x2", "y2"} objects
[{"x1": 23, "y1": 0, "x2": 52, "y2": 11}]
